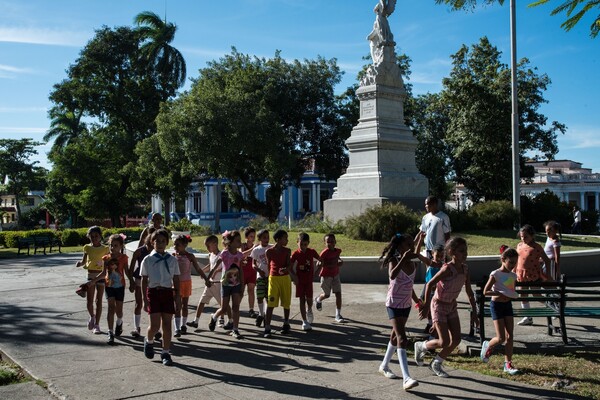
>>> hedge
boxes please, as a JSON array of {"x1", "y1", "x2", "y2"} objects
[{"x1": 0, "y1": 227, "x2": 144, "y2": 248}]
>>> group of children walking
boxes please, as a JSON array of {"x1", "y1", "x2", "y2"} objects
[
  {"x1": 378, "y1": 221, "x2": 562, "y2": 391},
  {"x1": 76, "y1": 216, "x2": 561, "y2": 386},
  {"x1": 76, "y1": 220, "x2": 345, "y2": 366}
]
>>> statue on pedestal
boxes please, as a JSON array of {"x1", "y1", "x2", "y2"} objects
[{"x1": 367, "y1": 0, "x2": 397, "y2": 65}]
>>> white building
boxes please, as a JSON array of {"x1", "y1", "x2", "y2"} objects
[{"x1": 522, "y1": 160, "x2": 600, "y2": 211}]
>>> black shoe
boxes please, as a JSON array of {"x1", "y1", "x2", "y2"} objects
[
  {"x1": 208, "y1": 316, "x2": 217, "y2": 332},
  {"x1": 144, "y1": 339, "x2": 155, "y2": 359},
  {"x1": 223, "y1": 322, "x2": 234, "y2": 331},
  {"x1": 315, "y1": 297, "x2": 322, "y2": 311},
  {"x1": 180, "y1": 325, "x2": 187, "y2": 334},
  {"x1": 281, "y1": 323, "x2": 291, "y2": 334},
  {"x1": 115, "y1": 323, "x2": 123, "y2": 337},
  {"x1": 263, "y1": 328, "x2": 272, "y2": 338},
  {"x1": 186, "y1": 320, "x2": 198, "y2": 328},
  {"x1": 174, "y1": 329, "x2": 181, "y2": 338},
  {"x1": 249, "y1": 310, "x2": 258, "y2": 318},
  {"x1": 255, "y1": 315, "x2": 264, "y2": 327},
  {"x1": 161, "y1": 352, "x2": 173, "y2": 366},
  {"x1": 154, "y1": 331, "x2": 162, "y2": 341},
  {"x1": 107, "y1": 332, "x2": 115, "y2": 345}
]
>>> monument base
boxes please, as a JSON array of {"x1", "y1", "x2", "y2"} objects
[{"x1": 323, "y1": 196, "x2": 425, "y2": 223}]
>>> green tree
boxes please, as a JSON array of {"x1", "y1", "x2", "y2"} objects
[
  {"x1": 47, "y1": 23, "x2": 186, "y2": 226},
  {"x1": 435, "y1": 0, "x2": 600, "y2": 38},
  {"x1": 134, "y1": 11, "x2": 187, "y2": 96},
  {"x1": 157, "y1": 49, "x2": 350, "y2": 221},
  {"x1": 442, "y1": 37, "x2": 566, "y2": 202},
  {"x1": 0, "y1": 139, "x2": 47, "y2": 227}
]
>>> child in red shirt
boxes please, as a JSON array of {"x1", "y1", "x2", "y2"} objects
[
  {"x1": 291, "y1": 232, "x2": 321, "y2": 331},
  {"x1": 314, "y1": 233, "x2": 345, "y2": 323}
]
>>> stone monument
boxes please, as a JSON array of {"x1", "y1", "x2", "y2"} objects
[{"x1": 324, "y1": 0, "x2": 428, "y2": 222}]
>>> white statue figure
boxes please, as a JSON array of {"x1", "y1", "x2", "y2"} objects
[{"x1": 367, "y1": 0, "x2": 396, "y2": 65}]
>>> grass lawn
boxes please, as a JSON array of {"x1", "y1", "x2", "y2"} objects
[
  {"x1": 1, "y1": 230, "x2": 600, "y2": 258},
  {"x1": 446, "y1": 349, "x2": 600, "y2": 399}
]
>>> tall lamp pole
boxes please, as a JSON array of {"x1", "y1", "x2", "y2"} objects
[{"x1": 510, "y1": 0, "x2": 521, "y2": 222}]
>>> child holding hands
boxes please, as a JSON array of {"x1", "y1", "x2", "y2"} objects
[
  {"x1": 415, "y1": 237, "x2": 476, "y2": 378},
  {"x1": 290, "y1": 232, "x2": 320, "y2": 331},
  {"x1": 480, "y1": 245, "x2": 520, "y2": 375},
  {"x1": 314, "y1": 233, "x2": 345, "y2": 323}
]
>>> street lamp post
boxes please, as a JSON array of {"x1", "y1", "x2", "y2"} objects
[{"x1": 510, "y1": 0, "x2": 521, "y2": 224}]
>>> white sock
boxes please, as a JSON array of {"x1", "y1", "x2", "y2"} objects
[
  {"x1": 434, "y1": 355, "x2": 444, "y2": 364},
  {"x1": 134, "y1": 314, "x2": 141, "y2": 329},
  {"x1": 381, "y1": 341, "x2": 397, "y2": 368},
  {"x1": 258, "y1": 303, "x2": 265, "y2": 316},
  {"x1": 397, "y1": 348, "x2": 411, "y2": 381},
  {"x1": 182, "y1": 317, "x2": 187, "y2": 326},
  {"x1": 336, "y1": 308, "x2": 341, "y2": 317},
  {"x1": 521, "y1": 301, "x2": 531, "y2": 309},
  {"x1": 174, "y1": 317, "x2": 181, "y2": 330},
  {"x1": 146, "y1": 337, "x2": 154, "y2": 345},
  {"x1": 116, "y1": 318, "x2": 122, "y2": 326},
  {"x1": 211, "y1": 314, "x2": 216, "y2": 321}
]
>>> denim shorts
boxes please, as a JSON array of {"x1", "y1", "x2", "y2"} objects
[
  {"x1": 221, "y1": 283, "x2": 242, "y2": 298},
  {"x1": 386, "y1": 306, "x2": 411, "y2": 319},
  {"x1": 490, "y1": 300, "x2": 513, "y2": 320}
]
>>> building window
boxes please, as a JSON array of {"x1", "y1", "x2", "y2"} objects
[
  {"x1": 193, "y1": 192, "x2": 202, "y2": 213},
  {"x1": 302, "y1": 189, "x2": 311, "y2": 212},
  {"x1": 11, "y1": 198, "x2": 15, "y2": 206}
]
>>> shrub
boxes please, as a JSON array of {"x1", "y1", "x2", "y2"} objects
[
  {"x1": 1, "y1": 229, "x2": 61, "y2": 248},
  {"x1": 469, "y1": 200, "x2": 519, "y2": 230},
  {"x1": 167, "y1": 218, "x2": 193, "y2": 232},
  {"x1": 521, "y1": 190, "x2": 571, "y2": 232},
  {"x1": 447, "y1": 209, "x2": 477, "y2": 232},
  {"x1": 190, "y1": 224, "x2": 212, "y2": 236},
  {"x1": 293, "y1": 212, "x2": 345, "y2": 234},
  {"x1": 60, "y1": 228, "x2": 88, "y2": 246},
  {"x1": 345, "y1": 203, "x2": 420, "y2": 242},
  {"x1": 245, "y1": 216, "x2": 285, "y2": 232}
]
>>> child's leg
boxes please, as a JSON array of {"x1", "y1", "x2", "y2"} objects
[
  {"x1": 438, "y1": 317, "x2": 461, "y2": 359},
  {"x1": 425, "y1": 321, "x2": 450, "y2": 351},
  {"x1": 299, "y1": 296, "x2": 307, "y2": 321},
  {"x1": 181, "y1": 296, "x2": 189, "y2": 319},
  {"x1": 161, "y1": 313, "x2": 173, "y2": 351},
  {"x1": 283, "y1": 307, "x2": 290, "y2": 323},
  {"x1": 247, "y1": 282, "x2": 256, "y2": 311},
  {"x1": 115, "y1": 300, "x2": 124, "y2": 327},
  {"x1": 147, "y1": 313, "x2": 161, "y2": 341},
  {"x1": 86, "y1": 284, "x2": 96, "y2": 321},
  {"x1": 504, "y1": 316, "x2": 515, "y2": 362},
  {"x1": 133, "y1": 284, "x2": 142, "y2": 331},
  {"x1": 334, "y1": 292, "x2": 342, "y2": 312},
  {"x1": 95, "y1": 284, "x2": 105, "y2": 325},
  {"x1": 265, "y1": 306, "x2": 274, "y2": 327},
  {"x1": 107, "y1": 297, "x2": 116, "y2": 332},
  {"x1": 488, "y1": 319, "x2": 507, "y2": 351},
  {"x1": 381, "y1": 329, "x2": 397, "y2": 368},
  {"x1": 394, "y1": 316, "x2": 414, "y2": 382},
  {"x1": 194, "y1": 302, "x2": 206, "y2": 320},
  {"x1": 231, "y1": 292, "x2": 241, "y2": 329}
]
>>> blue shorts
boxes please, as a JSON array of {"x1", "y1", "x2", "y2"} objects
[
  {"x1": 386, "y1": 306, "x2": 411, "y2": 319},
  {"x1": 105, "y1": 286, "x2": 125, "y2": 301},
  {"x1": 490, "y1": 300, "x2": 513, "y2": 320},
  {"x1": 221, "y1": 283, "x2": 242, "y2": 298}
]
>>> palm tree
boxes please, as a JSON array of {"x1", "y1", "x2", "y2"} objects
[
  {"x1": 134, "y1": 11, "x2": 187, "y2": 94},
  {"x1": 44, "y1": 106, "x2": 87, "y2": 153}
]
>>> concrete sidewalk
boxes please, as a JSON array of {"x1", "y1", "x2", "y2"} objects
[{"x1": 0, "y1": 254, "x2": 596, "y2": 400}]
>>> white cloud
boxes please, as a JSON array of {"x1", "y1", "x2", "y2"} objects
[
  {"x1": 560, "y1": 126, "x2": 600, "y2": 150},
  {"x1": 0, "y1": 26, "x2": 86, "y2": 47},
  {"x1": 0, "y1": 106, "x2": 46, "y2": 113},
  {"x1": 0, "y1": 63, "x2": 35, "y2": 79},
  {"x1": 0, "y1": 127, "x2": 47, "y2": 135}
]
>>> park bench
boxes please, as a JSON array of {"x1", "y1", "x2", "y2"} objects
[
  {"x1": 475, "y1": 275, "x2": 600, "y2": 345},
  {"x1": 17, "y1": 237, "x2": 35, "y2": 255},
  {"x1": 34, "y1": 235, "x2": 62, "y2": 254}
]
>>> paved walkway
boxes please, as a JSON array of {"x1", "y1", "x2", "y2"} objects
[{"x1": 0, "y1": 254, "x2": 597, "y2": 400}]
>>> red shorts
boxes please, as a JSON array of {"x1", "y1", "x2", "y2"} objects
[
  {"x1": 147, "y1": 287, "x2": 175, "y2": 315},
  {"x1": 242, "y1": 262, "x2": 257, "y2": 285},
  {"x1": 295, "y1": 280, "x2": 313, "y2": 299},
  {"x1": 431, "y1": 298, "x2": 458, "y2": 324}
]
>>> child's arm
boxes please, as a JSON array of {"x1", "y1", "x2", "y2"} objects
[
  {"x1": 419, "y1": 266, "x2": 450, "y2": 319},
  {"x1": 142, "y1": 276, "x2": 149, "y2": 311},
  {"x1": 482, "y1": 274, "x2": 498, "y2": 297},
  {"x1": 414, "y1": 252, "x2": 432, "y2": 266},
  {"x1": 390, "y1": 249, "x2": 415, "y2": 280},
  {"x1": 464, "y1": 267, "x2": 478, "y2": 325},
  {"x1": 538, "y1": 244, "x2": 552, "y2": 281},
  {"x1": 313, "y1": 255, "x2": 323, "y2": 277},
  {"x1": 127, "y1": 249, "x2": 139, "y2": 292},
  {"x1": 414, "y1": 231, "x2": 425, "y2": 253},
  {"x1": 188, "y1": 253, "x2": 211, "y2": 286},
  {"x1": 553, "y1": 241, "x2": 561, "y2": 278},
  {"x1": 173, "y1": 275, "x2": 182, "y2": 313},
  {"x1": 76, "y1": 252, "x2": 88, "y2": 268},
  {"x1": 207, "y1": 257, "x2": 222, "y2": 280},
  {"x1": 88, "y1": 265, "x2": 107, "y2": 286}
]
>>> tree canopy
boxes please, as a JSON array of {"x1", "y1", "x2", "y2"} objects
[
  {"x1": 0, "y1": 139, "x2": 47, "y2": 227},
  {"x1": 440, "y1": 37, "x2": 565, "y2": 201},
  {"x1": 435, "y1": 0, "x2": 600, "y2": 38},
  {"x1": 155, "y1": 49, "x2": 351, "y2": 221},
  {"x1": 46, "y1": 20, "x2": 186, "y2": 226}
]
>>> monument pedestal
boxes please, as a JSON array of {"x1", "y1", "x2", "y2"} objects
[{"x1": 324, "y1": 53, "x2": 428, "y2": 222}]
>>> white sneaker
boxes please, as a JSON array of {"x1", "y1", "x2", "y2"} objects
[
  {"x1": 414, "y1": 341, "x2": 425, "y2": 366},
  {"x1": 403, "y1": 377, "x2": 419, "y2": 390},
  {"x1": 302, "y1": 321, "x2": 312, "y2": 331},
  {"x1": 504, "y1": 361, "x2": 520, "y2": 375},
  {"x1": 307, "y1": 309, "x2": 314, "y2": 324},
  {"x1": 378, "y1": 365, "x2": 398, "y2": 379},
  {"x1": 334, "y1": 315, "x2": 346, "y2": 323},
  {"x1": 429, "y1": 360, "x2": 449, "y2": 378},
  {"x1": 480, "y1": 340, "x2": 490, "y2": 363},
  {"x1": 517, "y1": 317, "x2": 533, "y2": 326}
]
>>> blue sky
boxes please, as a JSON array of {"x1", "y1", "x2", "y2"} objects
[{"x1": 1, "y1": 0, "x2": 598, "y2": 172}]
